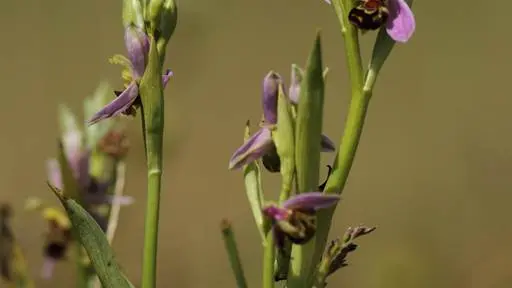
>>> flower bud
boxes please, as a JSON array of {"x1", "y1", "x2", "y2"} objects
[
  {"x1": 122, "y1": 0, "x2": 144, "y2": 29},
  {"x1": 124, "y1": 26, "x2": 150, "y2": 78},
  {"x1": 147, "y1": 0, "x2": 178, "y2": 60},
  {"x1": 147, "y1": 0, "x2": 178, "y2": 42}
]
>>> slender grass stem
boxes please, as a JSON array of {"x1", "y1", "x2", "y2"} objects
[{"x1": 221, "y1": 219, "x2": 248, "y2": 288}]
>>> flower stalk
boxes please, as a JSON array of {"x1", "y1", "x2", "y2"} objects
[
  {"x1": 309, "y1": 0, "x2": 367, "y2": 281},
  {"x1": 139, "y1": 34, "x2": 165, "y2": 288},
  {"x1": 312, "y1": 0, "x2": 415, "y2": 283}
]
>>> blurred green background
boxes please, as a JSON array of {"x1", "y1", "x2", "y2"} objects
[{"x1": 1, "y1": 0, "x2": 512, "y2": 287}]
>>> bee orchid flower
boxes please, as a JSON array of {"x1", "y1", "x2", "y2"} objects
[
  {"x1": 88, "y1": 26, "x2": 173, "y2": 125},
  {"x1": 262, "y1": 192, "x2": 340, "y2": 247},
  {"x1": 47, "y1": 129, "x2": 133, "y2": 209},
  {"x1": 324, "y1": 0, "x2": 416, "y2": 43},
  {"x1": 47, "y1": 125, "x2": 133, "y2": 232},
  {"x1": 228, "y1": 70, "x2": 335, "y2": 171}
]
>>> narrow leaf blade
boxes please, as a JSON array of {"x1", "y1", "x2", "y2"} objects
[
  {"x1": 295, "y1": 31, "x2": 325, "y2": 193},
  {"x1": 57, "y1": 141, "x2": 80, "y2": 201},
  {"x1": 49, "y1": 184, "x2": 134, "y2": 288},
  {"x1": 242, "y1": 122, "x2": 266, "y2": 242},
  {"x1": 289, "y1": 31, "x2": 326, "y2": 288},
  {"x1": 84, "y1": 81, "x2": 115, "y2": 150}
]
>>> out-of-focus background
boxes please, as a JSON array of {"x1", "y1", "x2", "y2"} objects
[{"x1": 1, "y1": 0, "x2": 512, "y2": 287}]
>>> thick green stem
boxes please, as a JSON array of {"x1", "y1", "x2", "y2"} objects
[
  {"x1": 139, "y1": 36, "x2": 165, "y2": 288},
  {"x1": 307, "y1": 0, "x2": 368, "y2": 282},
  {"x1": 141, "y1": 164, "x2": 162, "y2": 288}
]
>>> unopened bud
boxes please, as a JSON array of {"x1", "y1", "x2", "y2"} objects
[
  {"x1": 122, "y1": 0, "x2": 144, "y2": 29},
  {"x1": 146, "y1": 0, "x2": 178, "y2": 60}
]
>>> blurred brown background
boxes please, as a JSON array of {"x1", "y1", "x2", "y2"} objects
[{"x1": 1, "y1": 0, "x2": 511, "y2": 287}]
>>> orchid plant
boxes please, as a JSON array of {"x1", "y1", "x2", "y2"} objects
[
  {"x1": 0, "y1": 0, "x2": 415, "y2": 287},
  {"x1": 223, "y1": 0, "x2": 416, "y2": 288}
]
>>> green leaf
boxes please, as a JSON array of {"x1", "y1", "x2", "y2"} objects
[
  {"x1": 58, "y1": 105, "x2": 83, "y2": 156},
  {"x1": 58, "y1": 105, "x2": 84, "y2": 190},
  {"x1": 84, "y1": 82, "x2": 117, "y2": 182},
  {"x1": 57, "y1": 141, "x2": 81, "y2": 201},
  {"x1": 289, "y1": 31, "x2": 326, "y2": 288},
  {"x1": 241, "y1": 122, "x2": 266, "y2": 243},
  {"x1": 365, "y1": 0, "x2": 414, "y2": 92},
  {"x1": 274, "y1": 83, "x2": 295, "y2": 202},
  {"x1": 48, "y1": 184, "x2": 134, "y2": 288},
  {"x1": 84, "y1": 81, "x2": 115, "y2": 150},
  {"x1": 294, "y1": 31, "x2": 325, "y2": 194}
]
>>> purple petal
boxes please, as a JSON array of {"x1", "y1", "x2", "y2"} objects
[
  {"x1": 47, "y1": 159, "x2": 63, "y2": 190},
  {"x1": 228, "y1": 127, "x2": 273, "y2": 170},
  {"x1": 262, "y1": 71, "x2": 282, "y2": 125},
  {"x1": 40, "y1": 257, "x2": 57, "y2": 279},
  {"x1": 162, "y1": 69, "x2": 173, "y2": 87},
  {"x1": 88, "y1": 82, "x2": 139, "y2": 125},
  {"x1": 262, "y1": 204, "x2": 289, "y2": 221},
  {"x1": 320, "y1": 134, "x2": 336, "y2": 152},
  {"x1": 289, "y1": 65, "x2": 303, "y2": 105},
  {"x1": 386, "y1": 0, "x2": 416, "y2": 43},
  {"x1": 124, "y1": 26, "x2": 150, "y2": 78},
  {"x1": 282, "y1": 192, "x2": 340, "y2": 210}
]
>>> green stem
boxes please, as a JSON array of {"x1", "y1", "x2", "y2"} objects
[
  {"x1": 314, "y1": 255, "x2": 331, "y2": 288},
  {"x1": 262, "y1": 232, "x2": 275, "y2": 288},
  {"x1": 221, "y1": 219, "x2": 248, "y2": 288},
  {"x1": 141, "y1": 165, "x2": 162, "y2": 288},
  {"x1": 308, "y1": 0, "x2": 369, "y2": 282},
  {"x1": 139, "y1": 35, "x2": 165, "y2": 288}
]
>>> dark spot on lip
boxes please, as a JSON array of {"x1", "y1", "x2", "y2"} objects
[
  {"x1": 262, "y1": 143, "x2": 281, "y2": 173},
  {"x1": 44, "y1": 242, "x2": 69, "y2": 260}
]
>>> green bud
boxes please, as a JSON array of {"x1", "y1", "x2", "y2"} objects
[
  {"x1": 146, "y1": 0, "x2": 178, "y2": 61},
  {"x1": 274, "y1": 83, "x2": 295, "y2": 202},
  {"x1": 159, "y1": 0, "x2": 178, "y2": 43},
  {"x1": 122, "y1": 0, "x2": 144, "y2": 29}
]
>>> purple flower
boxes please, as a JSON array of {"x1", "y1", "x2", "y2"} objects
[
  {"x1": 228, "y1": 71, "x2": 336, "y2": 170},
  {"x1": 88, "y1": 26, "x2": 174, "y2": 125},
  {"x1": 262, "y1": 192, "x2": 340, "y2": 246},
  {"x1": 47, "y1": 126, "x2": 133, "y2": 230},
  {"x1": 324, "y1": 0, "x2": 416, "y2": 43}
]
